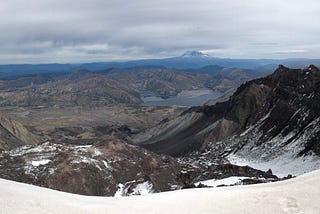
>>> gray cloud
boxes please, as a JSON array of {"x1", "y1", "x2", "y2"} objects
[{"x1": 0, "y1": 0, "x2": 320, "y2": 63}]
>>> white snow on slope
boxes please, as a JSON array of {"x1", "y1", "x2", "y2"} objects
[
  {"x1": 31, "y1": 159, "x2": 51, "y2": 167},
  {"x1": 114, "y1": 184, "x2": 124, "y2": 198},
  {"x1": 1, "y1": 170, "x2": 320, "y2": 214},
  {"x1": 114, "y1": 181, "x2": 153, "y2": 197},
  {"x1": 226, "y1": 115, "x2": 320, "y2": 177},
  {"x1": 228, "y1": 153, "x2": 320, "y2": 177},
  {"x1": 195, "y1": 176, "x2": 251, "y2": 187},
  {"x1": 131, "y1": 181, "x2": 153, "y2": 196}
]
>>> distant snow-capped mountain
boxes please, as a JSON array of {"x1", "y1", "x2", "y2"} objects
[{"x1": 181, "y1": 51, "x2": 211, "y2": 58}]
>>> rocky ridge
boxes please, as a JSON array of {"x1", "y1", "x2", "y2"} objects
[{"x1": 131, "y1": 65, "x2": 320, "y2": 175}]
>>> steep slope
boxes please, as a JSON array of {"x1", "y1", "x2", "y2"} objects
[
  {"x1": 131, "y1": 102, "x2": 229, "y2": 155},
  {"x1": 0, "y1": 112, "x2": 41, "y2": 150},
  {"x1": 132, "y1": 65, "x2": 320, "y2": 173},
  {"x1": 1, "y1": 169, "x2": 319, "y2": 214},
  {"x1": 205, "y1": 87, "x2": 237, "y2": 105}
]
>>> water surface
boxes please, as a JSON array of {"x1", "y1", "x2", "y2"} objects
[{"x1": 141, "y1": 89, "x2": 223, "y2": 107}]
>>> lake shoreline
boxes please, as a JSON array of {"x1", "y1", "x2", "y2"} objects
[{"x1": 141, "y1": 88, "x2": 223, "y2": 107}]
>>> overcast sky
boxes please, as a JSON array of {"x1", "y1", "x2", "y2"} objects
[{"x1": 0, "y1": 0, "x2": 320, "y2": 63}]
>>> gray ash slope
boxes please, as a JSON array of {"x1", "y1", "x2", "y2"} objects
[{"x1": 131, "y1": 65, "x2": 320, "y2": 174}]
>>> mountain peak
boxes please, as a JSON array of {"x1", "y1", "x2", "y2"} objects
[
  {"x1": 181, "y1": 51, "x2": 210, "y2": 58},
  {"x1": 307, "y1": 64, "x2": 319, "y2": 71}
]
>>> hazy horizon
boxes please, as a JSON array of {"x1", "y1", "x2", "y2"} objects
[{"x1": 0, "y1": 51, "x2": 319, "y2": 66}]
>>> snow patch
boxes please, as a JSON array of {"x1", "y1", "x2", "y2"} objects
[
  {"x1": 240, "y1": 125, "x2": 255, "y2": 136},
  {"x1": 260, "y1": 112, "x2": 271, "y2": 122},
  {"x1": 48, "y1": 168, "x2": 55, "y2": 175},
  {"x1": 102, "y1": 160, "x2": 109, "y2": 169},
  {"x1": 31, "y1": 159, "x2": 51, "y2": 167},
  {"x1": 196, "y1": 176, "x2": 251, "y2": 187},
  {"x1": 114, "y1": 181, "x2": 153, "y2": 197},
  {"x1": 8, "y1": 142, "x2": 56, "y2": 157},
  {"x1": 74, "y1": 145, "x2": 92, "y2": 148},
  {"x1": 91, "y1": 148, "x2": 102, "y2": 156},
  {"x1": 228, "y1": 153, "x2": 320, "y2": 177},
  {"x1": 114, "y1": 184, "x2": 124, "y2": 197},
  {"x1": 131, "y1": 181, "x2": 153, "y2": 196},
  {"x1": 240, "y1": 112, "x2": 271, "y2": 137},
  {"x1": 72, "y1": 157, "x2": 103, "y2": 170},
  {"x1": 196, "y1": 120, "x2": 219, "y2": 136}
]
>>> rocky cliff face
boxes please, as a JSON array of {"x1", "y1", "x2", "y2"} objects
[
  {"x1": 216, "y1": 64, "x2": 320, "y2": 175},
  {"x1": 132, "y1": 65, "x2": 320, "y2": 172}
]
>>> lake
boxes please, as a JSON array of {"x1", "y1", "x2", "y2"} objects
[{"x1": 141, "y1": 89, "x2": 223, "y2": 107}]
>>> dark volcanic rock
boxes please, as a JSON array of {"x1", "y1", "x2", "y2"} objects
[
  {"x1": 0, "y1": 140, "x2": 184, "y2": 196},
  {"x1": 0, "y1": 140, "x2": 280, "y2": 196}
]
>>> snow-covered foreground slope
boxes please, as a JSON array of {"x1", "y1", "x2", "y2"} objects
[{"x1": 1, "y1": 170, "x2": 320, "y2": 214}]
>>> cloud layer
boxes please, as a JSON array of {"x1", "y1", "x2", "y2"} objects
[{"x1": 0, "y1": 0, "x2": 320, "y2": 63}]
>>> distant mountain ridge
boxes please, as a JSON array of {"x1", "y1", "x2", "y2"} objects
[{"x1": 0, "y1": 52, "x2": 320, "y2": 79}]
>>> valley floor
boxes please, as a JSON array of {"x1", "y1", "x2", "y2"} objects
[{"x1": 1, "y1": 169, "x2": 320, "y2": 214}]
